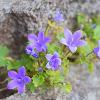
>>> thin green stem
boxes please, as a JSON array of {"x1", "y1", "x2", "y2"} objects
[
  {"x1": 45, "y1": 24, "x2": 49, "y2": 36},
  {"x1": 85, "y1": 50, "x2": 93, "y2": 57},
  {"x1": 65, "y1": 51, "x2": 70, "y2": 56},
  {"x1": 37, "y1": 57, "x2": 41, "y2": 67}
]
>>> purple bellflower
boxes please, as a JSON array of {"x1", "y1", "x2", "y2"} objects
[
  {"x1": 94, "y1": 40, "x2": 100, "y2": 58},
  {"x1": 91, "y1": 24, "x2": 96, "y2": 29},
  {"x1": 38, "y1": 67, "x2": 43, "y2": 72},
  {"x1": 60, "y1": 29, "x2": 86, "y2": 53},
  {"x1": 25, "y1": 45, "x2": 38, "y2": 58},
  {"x1": 27, "y1": 31, "x2": 50, "y2": 52},
  {"x1": 54, "y1": 9, "x2": 64, "y2": 22},
  {"x1": 7, "y1": 66, "x2": 31, "y2": 94},
  {"x1": 46, "y1": 52, "x2": 61, "y2": 70}
]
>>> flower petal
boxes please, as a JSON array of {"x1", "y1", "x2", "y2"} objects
[
  {"x1": 73, "y1": 30, "x2": 82, "y2": 41},
  {"x1": 69, "y1": 46, "x2": 77, "y2": 53},
  {"x1": 7, "y1": 80, "x2": 18, "y2": 89},
  {"x1": 54, "y1": 10, "x2": 64, "y2": 22},
  {"x1": 46, "y1": 54, "x2": 52, "y2": 61},
  {"x1": 98, "y1": 50, "x2": 100, "y2": 57},
  {"x1": 8, "y1": 71, "x2": 18, "y2": 79},
  {"x1": 28, "y1": 34, "x2": 37, "y2": 42},
  {"x1": 52, "y1": 52, "x2": 59, "y2": 59},
  {"x1": 38, "y1": 31, "x2": 44, "y2": 42},
  {"x1": 35, "y1": 44, "x2": 42, "y2": 52},
  {"x1": 17, "y1": 85, "x2": 25, "y2": 94},
  {"x1": 44, "y1": 37, "x2": 50, "y2": 43},
  {"x1": 73, "y1": 40, "x2": 86, "y2": 47},
  {"x1": 57, "y1": 58, "x2": 61, "y2": 65},
  {"x1": 94, "y1": 47, "x2": 100, "y2": 58},
  {"x1": 51, "y1": 64, "x2": 60, "y2": 70},
  {"x1": 25, "y1": 45, "x2": 33, "y2": 55},
  {"x1": 46, "y1": 62, "x2": 51, "y2": 69},
  {"x1": 42, "y1": 45, "x2": 47, "y2": 52},
  {"x1": 31, "y1": 50, "x2": 38, "y2": 58},
  {"x1": 18, "y1": 66, "x2": 26, "y2": 77},
  {"x1": 60, "y1": 38, "x2": 67, "y2": 45},
  {"x1": 51, "y1": 58, "x2": 61, "y2": 67},
  {"x1": 23, "y1": 76, "x2": 31, "y2": 84},
  {"x1": 64, "y1": 29, "x2": 72, "y2": 44}
]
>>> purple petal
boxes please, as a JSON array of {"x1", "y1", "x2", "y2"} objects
[
  {"x1": 52, "y1": 52, "x2": 59, "y2": 59},
  {"x1": 94, "y1": 47, "x2": 100, "y2": 58},
  {"x1": 17, "y1": 85, "x2": 25, "y2": 94},
  {"x1": 18, "y1": 66, "x2": 26, "y2": 77},
  {"x1": 28, "y1": 34, "x2": 37, "y2": 42},
  {"x1": 46, "y1": 54, "x2": 52, "y2": 61},
  {"x1": 35, "y1": 44, "x2": 42, "y2": 52},
  {"x1": 51, "y1": 58, "x2": 61, "y2": 67},
  {"x1": 73, "y1": 40, "x2": 86, "y2": 47},
  {"x1": 44, "y1": 37, "x2": 50, "y2": 43},
  {"x1": 51, "y1": 65, "x2": 59, "y2": 71},
  {"x1": 42, "y1": 45, "x2": 47, "y2": 52},
  {"x1": 64, "y1": 29, "x2": 72, "y2": 44},
  {"x1": 8, "y1": 71, "x2": 18, "y2": 79},
  {"x1": 38, "y1": 31, "x2": 44, "y2": 42},
  {"x1": 57, "y1": 58, "x2": 61, "y2": 65},
  {"x1": 46, "y1": 62, "x2": 51, "y2": 69},
  {"x1": 38, "y1": 67, "x2": 43, "y2": 72},
  {"x1": 54, "y1": 10, "x2": 64, "y2": 22},
  {"x1": 25, "y1": 45, "x2": 33, "y2": 55},
  {"x1": 23, "y1": 76, "x2": 31, "y2": 84},
  {"x1": 7, "y1": 80, "x2": 18, "y2": 89},
  {"x1": 60, "y1": 38, "x2": 67, "y2": 45},
  {"x1": 69, "y1": 46, "x2": 77, "y2": 53},
  {"x1": 73, "y1": 30, "x2": 82, "y2": 41},
  {"x1": 98, "y1": 50, "x2": 100, "y2": 57},
  {"x1": 31, "y1": 50, "x2": 38, "y2": 58}
]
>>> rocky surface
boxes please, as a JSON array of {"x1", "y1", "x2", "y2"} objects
[{"x1": 0, "y1": 0, "x2": 100, "y2": 100}]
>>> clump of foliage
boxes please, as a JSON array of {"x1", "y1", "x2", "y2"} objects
[
  {"x1": 0, "y1": 10, "x2": 100, "y2": 94},
  {"x1": 77, "y1": 13, "x2": 100, "y2": 72}
]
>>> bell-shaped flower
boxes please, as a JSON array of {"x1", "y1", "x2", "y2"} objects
[
  {"x1": 46, "y1": 52, "x2": 61, "y2": 70},
  {"x1": 94, "y1": 40, "x2": 100, "y2": 58},
  {"x1": 60, "y1": 29, "x2": 86, "y2": 53},
  {"x1": 54, "y1": 9, "x2": 64, "y2": 22},
  {"x1": 27, "y1": 31, "x2": 50, "y2": 52},
  {"x1": 25, "y1": 45, "x2": 38, "y2": 58},
  {"x1": 7, "y1": 66, "x2": 31, "y2": 94}
]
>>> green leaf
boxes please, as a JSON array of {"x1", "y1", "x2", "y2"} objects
[
  {"x1": 27, "y1": 83, "x2": 35, "y2": 92},
  {"x1": 92, "y1": 15, "x2": 100, "y2": 25},
  {"x1": 0, "y1": 45, "x2": 9, "y2": 58},
  {"x1": 93, "y1": 26, "x2": 100, "y2": 40},
  {"x1": 32, "y1": 75, "x2": 44, "y2": 87},
  {"x1": 56, "y1": 33, "x2": 64, "y2": 41},
  {"x1": 46, "y1": 70, "x2": 65, "y2": 86},
  {"x1": 64, "y1": 82, "x2": 72, "y2": 93},
  {"x1": 7, "y1": 54, "x2": 34, "y2": 70},
  {"x1": 77, "y1": 13, "x2": 86, "y2": 24},
  {"x1": 83, "y1": 24, "x2": 93, "y2": 36},
  {"x1": 7, "y1": 60, "x2": 20, "y2": 70},
  {"x1": 78, "y1": 40, "x2": 95, "y2": 56},
  {"x1": 47, "y1": 44, "x2": 62, "y2": 56},
  {"x1": 0, "y1": 58, "x2": 11, "y2": 67},
  {"x1": 87, "y1": 63, "x2": 94, "y2": 73}
]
